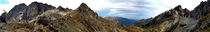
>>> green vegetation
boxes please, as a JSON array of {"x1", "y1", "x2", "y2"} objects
[{"x1": 201, "y1": 27, "x2": 210, "y2": 32}]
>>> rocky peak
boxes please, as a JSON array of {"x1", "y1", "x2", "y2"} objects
[
  {"x1": 171, "y1": 5, "x2": 190, "y2": 17},
  {"x1": 77, "y1": 3, "x2": 94, "y2": 12},
  {"x1": 9, "y1": 3, "x2": 27, "y2": 12},
  {"x1": 22, "y1": 2, "x2": 56, "y2": 21},
  {"x1": 7, "y1": 3, "x2": 28, "y2": 21},
  {"x1": 183, "y1": 8, "x2": 190, "y2": 13},
  {"x1": 144, "y1": 5, "x2": 190, "y2": 26},
  {"x1": 174, "y1": 5, "x2": 182, "y2": 11},
  {"x1": 172, "y1": 5, "x2": 190, "y2": 12},
  {"x1": 57, "y1": 6, "x2": 64, "y2": 11},
  {"x1": 74, "y1": 3, "x2": 98, "y2": 17},
  {"x1": 28, "y1": 2, "x2": 56, "y2": 9},
  {"x1": 10, "y1": 3, "x2": 27, "y2": 11},
  {"x1": 78, "y1": 3, "x2": 90, "y2": 9},
  {"x1": 190, "y1": 0, "x2": 210, "y2": 19},
  {"x1": 31, "y1": 1, "x2": 39, "y2": 4},
  {"x1": 15, "y1": 3, "x2": 27, "y2": 7}
]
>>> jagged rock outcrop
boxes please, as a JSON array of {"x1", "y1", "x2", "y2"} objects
[
  {"x1": 57, "y1": 6, "x2": 72, "y2": 11},
  {"x1": 74, "y1": 3, "x2": 99, "y2": 17},
  {"x1": 143, "y1": 5, "x2": 190, "y2": 27},
  {"x1": 190, "y1": 0, "x2": 210, "y2": 32},
  {"x1": 0, "y1": 2, "x2": 127, "y2": 32},
  {"x1": 190, "y1": 0, "x2": 210, "y2": 19},
  {"x1": 22, "y1": 2, "x2": 56, "y2": 21},
  {"x1": 131, "y1": 5, "x2": 193, "y2": 32},
  {"x1": 133, "y1": 0, "x2": 210, "y2": 32},
  {"x1": 7, "y1": 3, "x2": 27, "y2": 21}
]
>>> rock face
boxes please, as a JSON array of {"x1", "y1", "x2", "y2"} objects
[
  {"x1": 7, "y1": 3, "x2": 27, "y2": 21},
  {"x1": 22, "y1": 2, "x2": 56, "y2": 21},
  {"x1": 74, "y1": 3, "x2": 99, "y2": 18},
  {"x1": 143, "y1": 5, "x2": 190, "y2": 26},
  {"x1": 190, "y1": 1, "x2": 210, "y2": 19},
  {"x1": 133, "y1": 0, "x2": 210, "y2": 32},
  {"x1": 0, "y1": 2, "x2": 127, "y2": 32}
]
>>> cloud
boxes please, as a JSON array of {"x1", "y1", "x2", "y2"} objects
[
  {"x1": 99, "y1": 0, "x2": 207, "y2": 19},
  {"x1": 98, "y1": 0, "x2": 156, "y2": 19}
]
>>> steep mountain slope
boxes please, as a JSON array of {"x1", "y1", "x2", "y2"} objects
[
  {"x1": 190, "y1": 0, "x2": 210, "y2": 32},
  {"x1": 0, "y1": 2, "x2": 127, "y2": 32},
  {"x1": 130, "y1": 5, "x2": 192, "y2": 32},
  {"x1": 190, "y1": 0, "x2": 210, "y2": 19},
  {"x1": 6, "y1": 3, "x2": 27, "y2": 22},
  {"x1": 22, "y1": 2, "x2": 56, "y2": 21},
  {"x1": 135, "y1": 5, "x2": 190, "y2": 27},
  {"x1": 133, "y1": 0, "x2": 210, "y2": 32}
]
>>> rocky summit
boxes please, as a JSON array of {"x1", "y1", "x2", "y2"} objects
[
  {"x1": 0, "y1": 2, "x2": 125, "y2": 32},
  {"x1": 1, "y1": 0, "x2": 210, "y2": 32},
  {"x1": 134, "y1": 0, "x2": 210, "y2": 32}
]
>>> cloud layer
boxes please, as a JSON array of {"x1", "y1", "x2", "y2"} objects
[{"x1": 97, "y1": 0, "x2": 207, "y2": 19}]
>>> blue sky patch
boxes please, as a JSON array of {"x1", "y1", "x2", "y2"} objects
[{"x1": 0, "y1": 0, "x2": 8, "y2": 4}]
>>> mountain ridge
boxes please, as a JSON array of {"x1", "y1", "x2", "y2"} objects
[
  {"x1": 0, "y1": 2, "x2": 127, "y2": 32},
  {"x1": 103, "y1": 16, "x2": 137, "y2": 26},
  {"x1": 133, "y1": 0, "x2": 210, "y2": 32},
  {"x1": 1, "y1": 1, "x2": 210, "y2": 32}
]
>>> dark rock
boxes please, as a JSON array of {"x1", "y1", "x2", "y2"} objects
[
  {"x1": 174, "y1": 5, "x2": 182, "y2": 10},
  {"x1": 137, "y1": 5, "x2": 190, "y2": 28},
  {"x1": 180, "y1": 24, "x2": 187, "y2": 27},
  {"x1": 74, "y1": 3, "x2": 98, "y2": 17},
  {"x1": 1, "y1": 13, "x2": 6, "y2": 18},
  {"x1": 7, "y1": 3, "x2": 27, "y2": 21},
  {"x1": 22, "y1": 2, "x2": 56, "y2": 21},
  {"x1": 190, "y1": 0, "x2": 210, "y2": 19},
  {"x1": 57, "y1": 6, "x2": 64, "y2": 11}
]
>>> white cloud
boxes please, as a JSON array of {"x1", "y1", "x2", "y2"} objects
[
  {"x1": 108, "y1": 9, "x2": 121, "y2": 15},
  {"x1": 104, "y1": 0, "x2": 207, "y2": 19}
]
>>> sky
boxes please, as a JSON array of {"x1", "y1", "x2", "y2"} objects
[{"x1": 0, "y1": 0, "x2": 207, "y2": 20}]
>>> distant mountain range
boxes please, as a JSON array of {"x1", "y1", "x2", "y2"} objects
[
  {"x1": 103, "y1": 16, "x2": 137, "y2": 26},
  {"x1": 1, "y1": 0, "x2": 210, "y2": 32}
]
